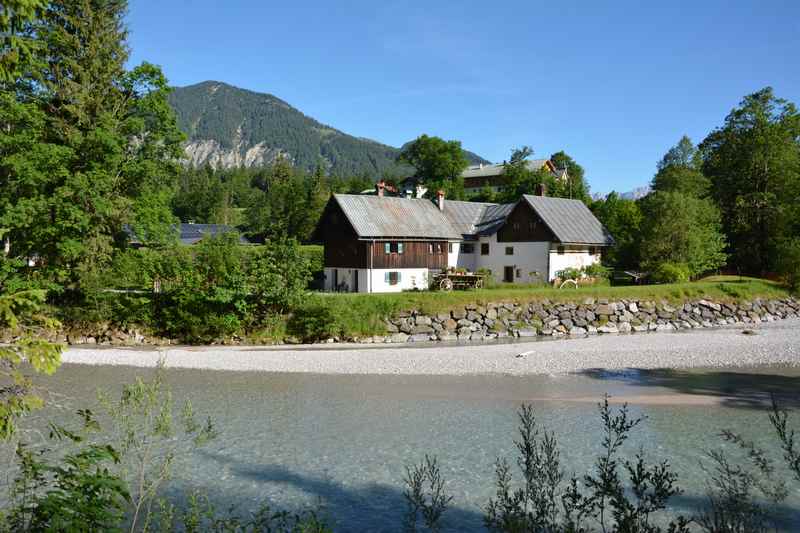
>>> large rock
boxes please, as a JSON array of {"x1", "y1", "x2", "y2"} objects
[
  {"x1": 415, "y1": 315, "x2": 432, "y2": 326},
  {"x1": 596, "y1": 304, "x2": 613, "y2": 316},
  {"x1": 389, "y1": 333, "x2": 409, "y2": 343}
]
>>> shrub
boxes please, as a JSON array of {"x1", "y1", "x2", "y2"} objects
[
  {"x1": 158, "y1": 234, "x2": 249, "y2": 342},
  {"x1": 555, "y1": 266, "x2": 583, "y2": 281},
  {"x1": 249, "y1": 237, "x2": 312, "y2": 318},
  {"x1": 286, "y1": 303, "x2": 343, "y2": 342},
  {"x1": 485, "y1": 399, "x2": 690, "y2": 533},
  {"x1": 649, "y1": 262, "x2": 691, "y2": 284}
]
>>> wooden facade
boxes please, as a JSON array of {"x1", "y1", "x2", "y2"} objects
[
  {"x1": 314, "y1": 199, "x2": 450, "y2": 270},
  {"x1": 316, "y1": 201, "x2": 367, "y2": 268},
  {"x1": 496, "y1": 201, "x2": 555, "y2": 242},
  {"x1": 370, "y1": 241, "x2": 448, "y2": 269}
]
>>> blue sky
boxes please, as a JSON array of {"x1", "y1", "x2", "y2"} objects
[{"x1": 127, "y1": 0, "x2": 800, "y2": 194}]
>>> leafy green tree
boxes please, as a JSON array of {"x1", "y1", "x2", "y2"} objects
[
  {"x1": 639, "y1": 191, "x2": 727, "y2": 277},
  {"x1": 157, "y1": 234, "x2": 249, "y2": 342},
  {"x1": 651, "y1": 136, "x2": 710, "y2": 197},
  {"x1": 249, "y1": 237, "x2": 312, "y2": 317},
  {"x1": 0, "y1": 289, "x2": 62, "y2": 439},
  {"x1": 498, "y1": 146, "x2": 558, "y2": 203},
  {"x1": 550, "y1": 150, "x2": 591, "y2": 201},
  {"x1": 590, "y1": 192, "x2": 643, "y2": 269},
  {"x1": 700, "y1": 87, "x2": 800, "y2": 275},
  {"x1": 397, "y1": 134, "x2": 469, "y2": 199}
]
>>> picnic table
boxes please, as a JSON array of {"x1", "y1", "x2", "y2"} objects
[{"x1": 433, "y1": 272, "x2": 484, "y2": 291}]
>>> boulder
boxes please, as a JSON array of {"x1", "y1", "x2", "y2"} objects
[{"x1": 415, "y1": 315, "x2": 432, "y2": 326}]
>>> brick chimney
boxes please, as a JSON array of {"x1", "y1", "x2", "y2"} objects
[
  {"x1": 436, "y1": 189, "x2": 445, "y2": 211},
  {"x1": 535, "y1": 183, "x2": 547, "y2": 196},
  {"x1": 376, "y1": 180, "x2": 385, "y2": 197}
]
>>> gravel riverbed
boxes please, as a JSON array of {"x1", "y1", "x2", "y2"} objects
[{"x1": 61, "y1": 318, "x2": 800, "y2": 376}]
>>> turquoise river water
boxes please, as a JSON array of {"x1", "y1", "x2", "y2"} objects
[{"x1": 5, "y1": 363, "x2": 800, "y2": 532}]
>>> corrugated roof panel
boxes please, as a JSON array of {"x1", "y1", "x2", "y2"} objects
[
  {"x1": 334, "y1": 194, "x2": 461, "y2": 240},
  {"x1": 523, "y1": 195, "x2": 614, "y2": 245}
]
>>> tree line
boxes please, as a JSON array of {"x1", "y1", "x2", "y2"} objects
[{"x1": 591, "y1": 89, "x2": 799, "y2": 285}]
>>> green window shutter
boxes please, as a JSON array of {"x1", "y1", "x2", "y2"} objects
[{"x1": 384, "y1": 242, "x2": 390, "y2": 254}]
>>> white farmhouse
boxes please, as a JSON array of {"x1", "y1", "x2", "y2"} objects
[{"x1": 311, "y1": 188, "x2": 614, "y2": 293}]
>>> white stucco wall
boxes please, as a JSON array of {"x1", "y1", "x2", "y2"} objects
[
  {"x1": 471, "y1": 234, "x2": 550, "y2": 284},
  {"x1": 448, "y1": 242, "x2": 477, "y2": 271},
  {"x1": 367, "y1": 268, "x2": 430, "y2": 293},
  {"x1": 324, "y1": 267, "x2": 430, "y2": 293},
  {"x1": 547, "y1": 245, "x2": 601, "y2": 281}
]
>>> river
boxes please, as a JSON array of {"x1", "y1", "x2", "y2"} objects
[{"x1": 6, "y1": 362, "x2": 800, "y2": 531}]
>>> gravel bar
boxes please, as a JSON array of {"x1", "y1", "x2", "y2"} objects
[{"x1": 59, "y1": 318, "x2": 800, "y2": 376}]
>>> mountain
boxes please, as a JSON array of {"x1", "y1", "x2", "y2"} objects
[
  {"x1": 168, "y1": 81, "x2": 490, "y2": 176},
  {"x1": 592, "y1": 185, "x2": 651, "y2": 202}
]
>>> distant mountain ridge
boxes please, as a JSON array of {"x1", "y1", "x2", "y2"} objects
[
  {"x1": 168, "y1": 81, "x2": 490, "y2": 176},
  {"x1": 592, "y1": 185, "x2": 651, "y2": 201}
]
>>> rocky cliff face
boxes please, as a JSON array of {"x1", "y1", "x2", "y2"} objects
[{"x1": 182, "y1": 139, "x2": 288, "y2": 169}]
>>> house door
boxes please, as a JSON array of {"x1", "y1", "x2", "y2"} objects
[
  {"x1": 504, "y1": 266, "x2": 514, "y2": 283},
  {"x1": 353, "y1": 270, "x2": 359, "y2": 292}
]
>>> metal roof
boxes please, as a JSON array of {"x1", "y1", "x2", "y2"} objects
[
  {"x1": 462, "y1": 159, "x2": 551, "y2": 179},
  {"x1": 333, "y1": 194, "x2": 461, "y2": 240},
  {"x1": 125, "y1": 223, "x2": 249, "y2": 245},
  {"x1": 522, "y1": 195, "x2": 614, "y2": 245},
  {"x1": 441, "y1": 200, "x2": 494, "y2": 237}
]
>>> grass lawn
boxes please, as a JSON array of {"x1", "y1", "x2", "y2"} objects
[{"x1": 312, "y1": 277, "x2": 791, "y2": 320}]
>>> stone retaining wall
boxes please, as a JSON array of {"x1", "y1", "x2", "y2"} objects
[
  {"x1": 4, "y1": 297, "x2": 797, "y2": 346},
  {"x1": 370, "y1": 297, "x2": 800, "y2": 344}
]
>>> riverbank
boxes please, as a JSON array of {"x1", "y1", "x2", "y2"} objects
[{"x1": 61, "y1": 317, "x2": 800, "y2": 376}]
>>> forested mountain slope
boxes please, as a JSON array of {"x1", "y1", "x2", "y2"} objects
[{"x1": 168, "y1": 81, "x2": 489, "y2": 176}]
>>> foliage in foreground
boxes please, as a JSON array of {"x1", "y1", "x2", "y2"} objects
[
  {"x1": 404, "y1": 397, "x2": 800, "y2": 533},
  {"x1": 0, "y1": 289, "x2": 62, "y2": 439}
]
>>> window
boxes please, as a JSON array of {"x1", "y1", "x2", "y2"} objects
[
  {"x1": 384, "y1": 242, "x2": 391, "y2": 254},
  {"x1": 428, "y1": 243, "x2": 434, "y2": 254},
  {"x1": 516, "y1": 268, "x2": 522, "y2": 278},
  {"x1": 461, "y1": 243, "x2": 474, "y2": 254},
  {"x1": 437, "y1": 243, "x2": 443, "y2": 253},
  {"x1": 448, "y1": 242, "x2": 453, "y2": 253},
  {"x1": 505, "y1": 246, "x2": 514, "y2": 256},
  {"x1": 398, "y1": 242, "x2": 404, "y2": 254},
  {"x1": 481, "y1": 243, "x2": 490, "y2": 255},
  {"x1": 385, "y1": 271, "x2": 401, "y2": 285},
  {"x1": 513, "y1": 222, "x2": 520, "y2": 231},
  {"x1": 529, "y1": 221, "x2": 537, "y2": 232},
  {"x1": 557, "y1": 246, "x2": 565, "y2": 255},
  {"x1": 386, "y1": 242, "x2": 403, "y2": 254},
  {"x1": 588, "y1": 246, "x2": 596, "y2": 256}
]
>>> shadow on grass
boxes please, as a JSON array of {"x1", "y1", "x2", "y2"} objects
[{"x1": 576, "y1": 368, "x2": 800, "y2": 409}]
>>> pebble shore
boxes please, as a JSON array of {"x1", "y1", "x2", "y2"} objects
[{"x1": 62, "y1": 317, "x2": 800, "y2": 376}]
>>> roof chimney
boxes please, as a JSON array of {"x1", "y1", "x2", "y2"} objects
[
  {"x1": 376, "y1": 180, "x2": 385, "y2": 197},
  {"x1": 436, "y1": 189, "x2": 445, "y2": 211},
  {"x1": 535, "y1": 183, "x2": 547, "y2": 197}
]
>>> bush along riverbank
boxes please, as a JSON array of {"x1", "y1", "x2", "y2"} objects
[
  {"x1": 11, "y1": 295, "x2": 798, "y2": 347},
  {"x1": 376, "y1": 296, "x2": 800, "y2": 344}
]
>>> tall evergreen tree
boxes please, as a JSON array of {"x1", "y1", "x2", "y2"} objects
[{"x1": 0, "y1": 0, "x2": 183, "y2": 288}]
